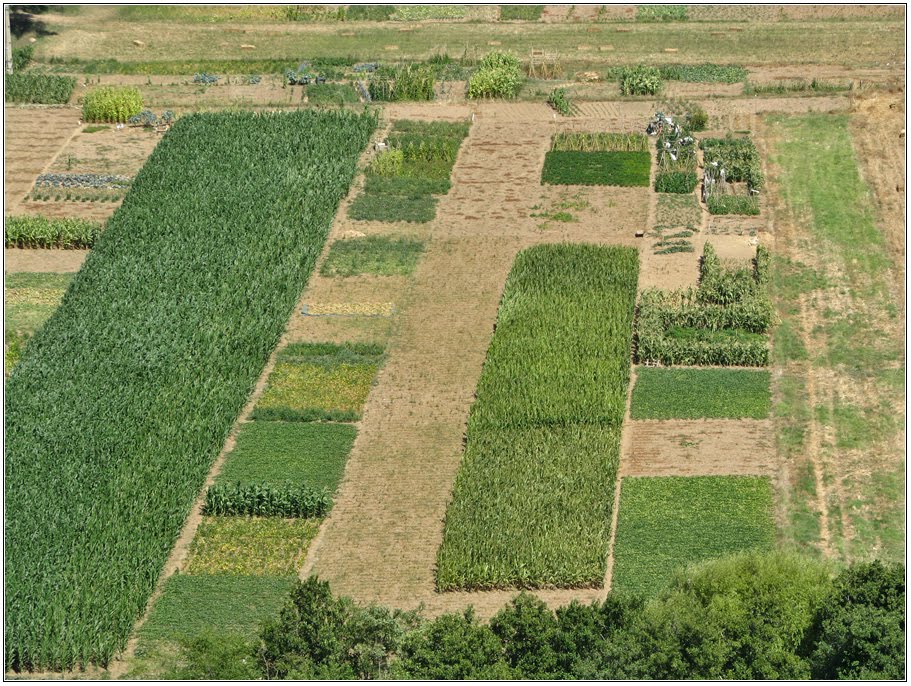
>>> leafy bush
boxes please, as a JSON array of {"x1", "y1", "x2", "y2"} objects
[
  {"x1": 542, "y1": 151, "x2": 651, "y2": 186},
  {"x1": 654, "y1": 171, "x2": 697, "y2": 193},
  {"x1": 467, "y1": 50, "x2": 524, "y2": 99},
  {"x1": 636, "y1": 4, "x2": 688, "y2": 21},
  {"x1": 437, "y1": 245, "x2": 639, "y2": 590},
  {"x1": 546, "y1": 87, "x2": 572, "y2": 116},
  {"x1": 5, "y1": 215, "x2": 102, "y2": 249},
  {"x1": 552, "y1": 131, "x2": 648, "y2": 152},
  {"x1": 81, "y1": 85, "x2": 143, "y2": 122},
  {"x1": 500, "y1": 4, "x2": 543, "y2": 20},
  {"x1": 631, "y1": 367, "x2": 771, "y2": 420},
  {"x1": 5, "y1": 73, "x2": 75, "y2": 104},
  {"x1": 4, "y1": 109, "x2": 375, "y2": 672},
  {"x1": 203, "y1": 483, "x2": 332, "y2": 518},
  {"x1": 620, "y1": 65, "x2": 662, "y2": 95}
]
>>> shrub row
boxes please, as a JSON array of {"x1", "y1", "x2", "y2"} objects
[
  {"x1": 5, "y1": 73, "x2": 75, "y2": 104},
  {"x1": 5, "y1": 215, "x2": 103, "y2": 249},
  {"x1": 4, "y1": 109, "x2": 375, "y2": 672},
  {"x1": 81, "y1": 85, "x2": 143, "y2": 123},
  {"x1": 437, "y1": 244, "x2": 639, "y2": 590},
  {"x1": 203, "y1": 483, "x2": 332, "y2": 518}
]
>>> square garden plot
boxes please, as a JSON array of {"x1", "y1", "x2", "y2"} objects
[
  {"x1": 253, "y1": 342, "x2": 384, "y2": 422},
  {"x1": 541, "y1": 150, "x2": 651, "y2": 187},
  {"x1": 611, "y1": 475, "x2": 775, "y2": 596},
  {"x1": 631, "y1": 367, "x2": 771, "y2": 420}
]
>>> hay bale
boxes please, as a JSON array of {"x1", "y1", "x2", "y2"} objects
[{"x1": 132, "y1": 40, "x2": 145, "y2": 47}]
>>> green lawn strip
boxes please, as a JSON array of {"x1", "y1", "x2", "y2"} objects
[
  {"x1": 612, "y1": 476, "x2": 776, "y2": 597},
  {"x1": 437, "y1": 244, "x2": 639, "y2": 591},
  {"x1": 184, "y1": 517, "x2": 319, "y2": 575},
  {"x1": 137, "y1": 574, "x2": 295, "y2": 644},
  {"x1": 4, "y1": 110, "x2": 375, "y2": 671},
  {"x1": 631, "y1": 367, "x2": 771, "y2": 420},
  {"x1": 321, "y1": 235, "x2": 425, "y2": 277},
  {"x1": 541, "y1": 151, "x2": 651, "y2": 187},
  {"x1": 252, "y1": 342, "x2": 384, "y2": 422},
  {"x1": 216, "y1": 421, "x2": 356, "y2": 492}
]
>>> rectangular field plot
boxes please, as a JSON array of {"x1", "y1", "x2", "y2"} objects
[
  {"x1": 138, "y1": 574, "x2": 295, "y2": 643},
  {"x1": 611, "y1": 476, "x2": 775, "y2": 596},
  {"x1": 631, "y1": 367, "x2": 771, "y2": 419},
  {"x1": 252, "y1": 342, "x2": 384, "y2": 422},
  {"x1": 184, "y1": 517, "x2": 319, "y2": 575},
  {"x1": 216, "y1": 421, "x2": 356, "y2": 491},
  {"x1": 437, "y1": 244, "x2": 639, "y2": 591},
  {"x1": 320, "y1": 235, "x2": 425, "y2": 277},
  {"x1": 542, "y1": 151, "x2": 651, "y2": 187}
]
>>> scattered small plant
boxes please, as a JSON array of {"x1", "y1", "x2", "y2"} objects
[
  {"x1": 192, "y1": 72, "x2": 219, "y2": 84},
  {"x1": 81, "y1": 85, "x2": 142, "y2": 122}
]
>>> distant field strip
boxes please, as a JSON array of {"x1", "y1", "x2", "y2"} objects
[
  {"x1": 631, "y1": 367, "x2": 771, "y2": 419},
  {"x1": 612, "y1": 476, "x2": 776, "y2": 596},
  {"x1": 4, "y1": 109, "x2": 374, "y2": 671},
  {"x1": 437, "y1": 244, "x2": 639, "y2": 591}
]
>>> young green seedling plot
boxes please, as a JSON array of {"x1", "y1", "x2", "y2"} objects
[
  {"x1": 631, "y1": 367, "x2": 771, "y2": 420},
  {"x1": 320, "y1": 235, "x2": 426, "y2": 277},
  {"x1": 542, "y1": 132, "x2": 651, "y2": 187},
  {"x1": 4, "y1": 109, "x2": 375, "y2": 672},
  {"x1": 348, "y1": 119, "x2": 469, "y2": 223},
  {"x1": 252, "y1": 342, "x2": 385, "y2": 422},
  {"x1": 636, "y1": 243, "x2": 774, "y2": 366},
  {"x1": 437, "y1": 244, "x2": 639, "y2": 591},
  {"x1": 612, "y1": 476, "x2": 776, "y2": 596}
]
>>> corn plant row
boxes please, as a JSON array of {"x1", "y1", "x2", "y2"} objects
[
  {"x1": 4, "y1": 109, "x2": 375, "y2": 672},
  {"x1": 5, "y1": 215, "x2": 103, "y2": 249},
  {"x1": 437, "y1": 244, "x2": 639, "y2": 591},
  {"x1": 552, "y1": 131, "x2": 648, "y2": 153},
  {"x1": 203, "y1": 483, "x2": 332, "y2": 518},
  {"x1": 5, "y1": 73, "x2": 75, "y2": 104}
]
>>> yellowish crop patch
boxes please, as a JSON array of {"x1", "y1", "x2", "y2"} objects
[{"x1": 184, "y1": 516, "x2": 319, "y2": 575}]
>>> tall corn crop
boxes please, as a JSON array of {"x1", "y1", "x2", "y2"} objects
[
  {"x1": 4, "y1": 109, "x2": 375, "y2": 672},
  {"x1": 436, "y1": 244, "x2": 639, "y2": 591}
]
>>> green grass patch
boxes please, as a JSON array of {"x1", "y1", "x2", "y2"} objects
[
  {"x1": 437, "y1": 244, "x2": 639, "y2": 591},
  {"x1": 320, "y1": 236, "x2": 425, "y2": 276},
  {"x1": 185, "y1": 517, "x2": 319, "y2": 575},
  {"x1": 612, "y1": 476, "x2": 775, "y2": 596},
  {"x1": 253, "y1": 342, "x2": 384, "y2": 422},
  {"x1": 631, "y1": 367, "x2": 771, "y2": 420},
  {"x1": 541, "y1": 151, "x2": 650, "y2": 187},
  {"x1": 500, "y1": 5, "x2": 543, "y2": 20},
  {"x1": 217, "y1": 421, "x2": 356, "y2": 491},
  {"x1": 138, "y1": 574, "x2": 295, "y2": 643}
]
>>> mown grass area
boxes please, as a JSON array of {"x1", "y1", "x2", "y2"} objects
[
  {"x1": 138, "y1": 575, "x2": 295, "y2": 643},
  {"x1": 542, "y1": 151, "x2": 650, "y2": 187},
  {"x1": 437, "y1": 244, "x2": 639, "y2": 591},
  {"x1": 767, "y1": 113, "x2": 904, "y2": 562},
  {"x1": 216, "y1": 421, "x2": 356, "y2": 491},
  {"x1": 612, "y1": 476, "x2": 776, "y2": 596},
  {"x1": 631, "y1": 367, "x2": 771, "y2": 420},
  {"x1": 253, "y1": 342, "x2": 384, "y2": 422},
  {"x1": 184, "y1": 517, "x2": 319, "y2": 575},
  {"x1": 349, "y1": 119, "x2": 468, "y2": 223},
  {"x1": 320, "y1": 236, "x2": 425, "y2": 277}
]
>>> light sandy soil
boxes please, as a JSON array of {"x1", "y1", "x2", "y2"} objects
[{"x1": 4, "y1": 248, "x2": 88, "y2": 272}]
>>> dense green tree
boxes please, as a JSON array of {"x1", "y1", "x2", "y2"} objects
[
  {"x1": 489, "y1": 593, "x2": 560, "y2": 678},
  {"x1": 805, "y1": 560, "x2": 905, "y2": 680}
]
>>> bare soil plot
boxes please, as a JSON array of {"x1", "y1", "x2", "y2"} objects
[
  {"x1": 623, "y1": 419, "x2": 777, "y2": 477},
  {"x1": 4, "y1": 106, "x2": 81, "y2": 214},
  {"x1": 46, "y1": 124, "x2": 161, "y2": 176},
  {"x1": 4, "y1": 248, "x2": 88, "y2": 272}
]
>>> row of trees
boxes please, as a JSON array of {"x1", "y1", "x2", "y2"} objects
[{"x1": 167, "y1": 551, "x2": 904, "y2": 680}]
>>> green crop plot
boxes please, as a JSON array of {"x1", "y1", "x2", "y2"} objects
[
  {"x1": 4, "y1": 109, "x2": 375, "y2": 672},
  {"x1": 253, "y1": 342, "x2": 384, "y2": 423},
  {"x1": 5, "y1": 272, "x2": 74, "y2": 374},
  {"x1": 217, "y1": 421, "x2": 356, "y2": 492},
  {"x1": 541, "y1": 151, "x2": 651, "y2": 187},
  {"x1": 185, "y1": 517, "x2": 319, "y2": 575},
  {"x1": 437, "y1": 244, "x2": 639, "y2": 591},
  {"x1": 631, "y1": 367, "x2": 771, "y2": 420},
  {"x1": 138, "y1": 574, "x2": 295, "y2": 643},
  {"x1": 321, "y1": 236, "x2": 426, "y2": 277},
  {"x1": 612, "y1": 476, "x2": 776, "y2": 596}
]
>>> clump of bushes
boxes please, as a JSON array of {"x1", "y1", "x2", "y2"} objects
[
  {"x1": 81, "y1": 85, "x2": 142, "y2": 123},
  {"x1": 620, "y1": 65, "x2": 662, "y2": 96},
  {"x1": 5, "y1": 215, "x2": 103, "y2": 249},
  {"x1": 467, "y1": 50, "x2": 524, "y2": 99},
  {"x1": 5, "y1": 73, "x2": 76, "y2": 104}
]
